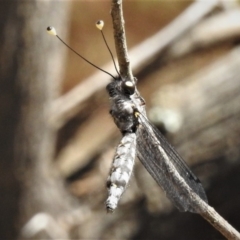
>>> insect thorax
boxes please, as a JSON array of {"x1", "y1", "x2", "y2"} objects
[{"x1": 106, "y1": 79, "x2": 138, "y2": 133}]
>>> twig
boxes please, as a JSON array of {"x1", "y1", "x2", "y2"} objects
[
  {"x1": 50, "y1": 0, "x2": 220, "y2": 128},
  {"x1": 110, "y1": 0, "x2": 240, "y2": 239},
  {"x1": 200, "y1": 205, "x2": 240, "y2": 240},
  {"x1": 56, "y1": 46, "x2": 240, "y2": 180},
  {"x1": 111, "y1": 0, "x2": 133, "y2": 81}
]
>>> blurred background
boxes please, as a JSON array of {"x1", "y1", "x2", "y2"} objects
[{"x1": 1, "y1": 1, "x2": 240, "y2": 239}]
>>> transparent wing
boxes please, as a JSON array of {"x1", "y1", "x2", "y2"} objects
[{"x1": 136, "y1": 113, "x2": 207, "y2": 213}]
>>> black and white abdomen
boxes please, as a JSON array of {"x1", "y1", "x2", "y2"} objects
[{"x1": 106, "y1": 132, "x2": 137, "y2": 211}]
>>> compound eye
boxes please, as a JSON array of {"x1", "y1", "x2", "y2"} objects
[{"x1": 122, "y1": 80, "x2": 135, "y2": 95}]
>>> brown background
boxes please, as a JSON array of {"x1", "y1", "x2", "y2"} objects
[{"x1": 0, "y1": 1, "x2": 240, "y2": 239}]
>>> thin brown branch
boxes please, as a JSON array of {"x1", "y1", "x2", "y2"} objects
[
  {"x1": 52, "y1": 1, "x2": 240, "y2": 238},
  {"x1": 200, "y1": 206, "x2": 240, "y2": 240},
  {"x1": 103, "y1": 1, "x2": 240, "y2": 239},
  {"x1": 152, "y1": 165, "x2": 240, "y2": 239},
  {"x1": 111, "y1": 0, "x2": 133, "y2": 81},
  {"x1": 49, "y1": 0, "x2": 220, "y2": 128},
  {"x1": 171, "y1": 184, "x2": 240, "y2": 239},
  {"x1": 56, "y1": 46, "x2": 240, "y2": 180}
]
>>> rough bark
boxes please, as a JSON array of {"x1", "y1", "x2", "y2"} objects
[{"x1": 0, "y1": 1, "x2": 75, "y2": 239}]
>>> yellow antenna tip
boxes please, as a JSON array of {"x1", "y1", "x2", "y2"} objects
[
  {"x1": 46, "y1": 26, "x2": 57, "y2": 36},
  {"x1": 96, "y1": 20, "x2": 104, "y2": 30}
]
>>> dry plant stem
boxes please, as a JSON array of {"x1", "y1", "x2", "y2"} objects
[
  {"x1": 111, "y1": 0, "x2": 133, "y2": 81},
  {"x1": 200, "y1": 206, "x2": 240, "y2": 240},
  {"x1": 178, "y1": 187, "x2": 240, "y2": 239},
  {"x1": 108, "y1": 0, "x2": 240, "y2": 239},
  {"x1": 56, "y1": 46, "x2": 240, "y2": 185},
  {"x1": 159, "y1": 170, "x2": 240, "y2": 240},
  {"x1": 50, "y1": 0, "x2": 220, "y2": 128}
]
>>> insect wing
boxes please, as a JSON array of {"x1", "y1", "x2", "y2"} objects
[{"x1": 136, "y1": 114, "x2": 207, "y2": 213}]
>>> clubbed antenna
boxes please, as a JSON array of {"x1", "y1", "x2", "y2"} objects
[
  {"x1": 96, "y1": 20, "x2": 121, "y2": 78},
  {"x1": 46, "y1": 26, "x2": 116, "y2": 79}
]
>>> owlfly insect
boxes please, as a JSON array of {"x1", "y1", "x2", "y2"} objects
[{"x1": 47, "y1": 20, "x2": 208, "y2": 213}]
